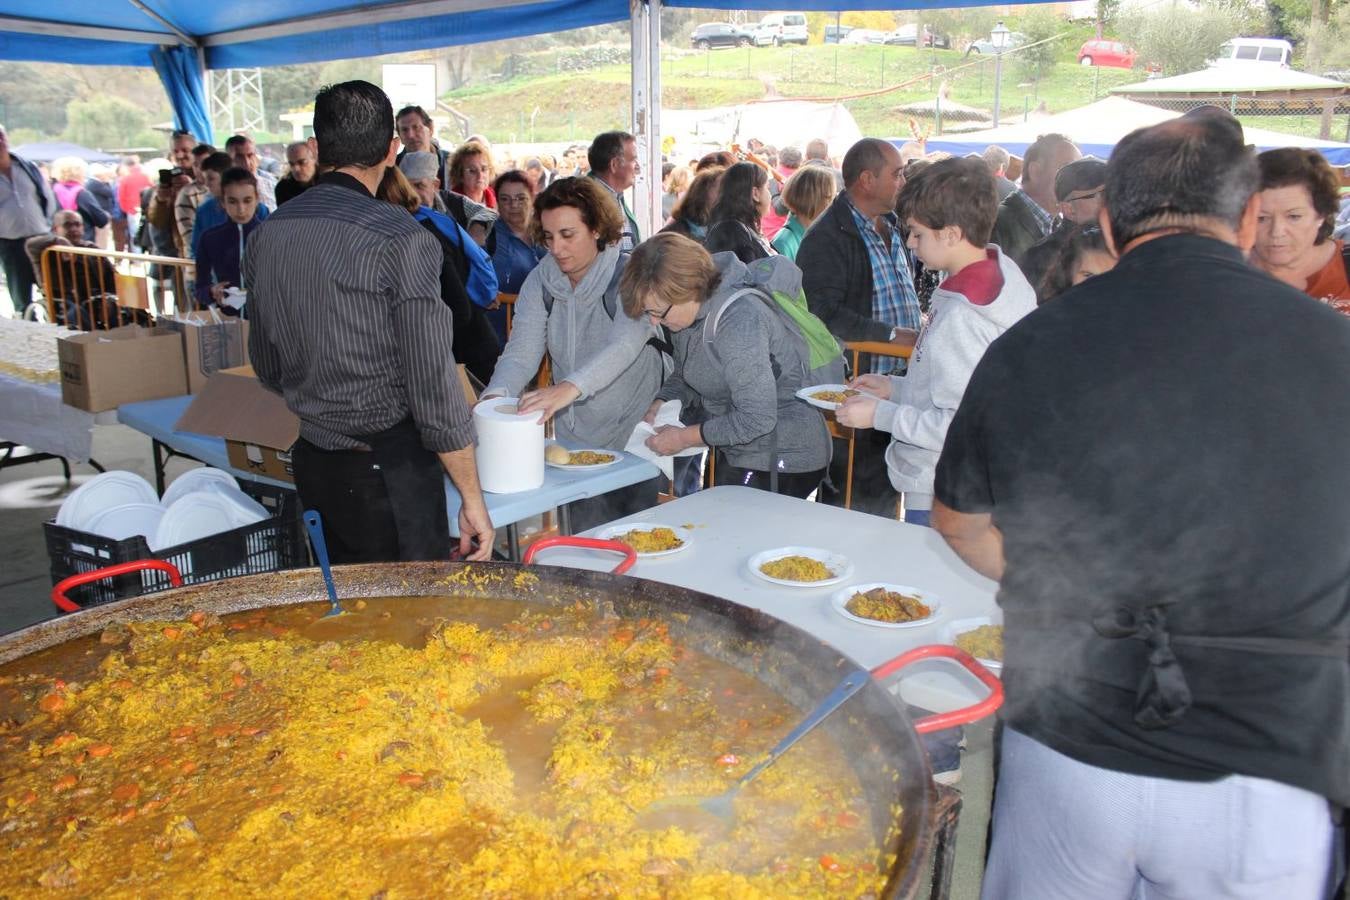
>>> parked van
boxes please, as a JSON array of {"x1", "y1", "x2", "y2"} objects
[
  {"x1": 753, "y1": 12, "x2": 809, "y2": 47},
  {"x1": 1210, "y1": 37, "x2": 1293, "y2": 68}
]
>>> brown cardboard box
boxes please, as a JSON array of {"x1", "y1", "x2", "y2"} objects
[
  {"x1": 58, "y1": 325, "x2": 188, "y2": 412},
  {"x1": 174, "y1": 366, "x2": 300, "y2": 484},
  {"x1": 159, "y1": 312, "x2": 250, "y2": 394}
]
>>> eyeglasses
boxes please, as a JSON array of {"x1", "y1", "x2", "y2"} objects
[
  {"x1": 498, "y1": 194, "x2": 530, "y2": 206},
  {"x1": 643, "y1": 304, "x2": 674, "y2": 320},
  {"x1": 1064, "y1": 189, "x2": 1104, "y2": 204}
]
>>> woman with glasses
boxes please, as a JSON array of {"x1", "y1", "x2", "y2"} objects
[
  {"x1": 703, "y1": 162, "x2": 776, "y2": 263},
  {"x1": 489, "y1": 170, "x2": 546, "y2": 344},
  {"x1": 481, "y1": 177, "x2": 666, "y2": 530},
  {"x1": 622, "y1": 233, "x2": 829, "y2": 499},
  {"x1": 449, "y1": 141, "x2": 496, "y2": 209}
]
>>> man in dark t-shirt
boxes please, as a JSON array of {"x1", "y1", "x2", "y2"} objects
[{"x1": 934, "y1": 112, "x2": 1349, "y2": 898}]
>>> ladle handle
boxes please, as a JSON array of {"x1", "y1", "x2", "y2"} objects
[
  {"x1": 871, "y1": 645, "x2": 1004, "y2": 734},
  {"x1": 52, "y1": 559, "x2": 183, "y2": 613},
  {"x1": 302, "y1": 510, "x2": 340, "y2": 609},
  {"x1": 522, "y1": 536, "x2": 638, "y2": 575},
  {"x1": 736, "y1": 668, "x2": 871, "y2": 788}
]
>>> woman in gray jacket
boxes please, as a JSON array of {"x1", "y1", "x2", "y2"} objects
[
  {"x1": 622, "y1": 233, "x2": 830, "y2": 498},
  {"x1": 482, "y1": 177, "x2": 666, "y2": 529}
]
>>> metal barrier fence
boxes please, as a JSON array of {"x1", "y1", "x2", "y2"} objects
[
  {"x1": 35, "y1": 245, "x2": 196, "y2": 331},
  {"x1": 1108, "y1": 94, "x2": 1350, "y2": 143}
]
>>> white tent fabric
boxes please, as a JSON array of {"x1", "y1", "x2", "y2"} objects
[
  {"x1": 1112, "y1": 67, "x2": 1349, "y2": 95},
  {"x1": 920, "y1": 96, "x2": 1350, "y2": 165},
  {"x1": 662, "y1": 101, "x2": 862, "y2": 158}
]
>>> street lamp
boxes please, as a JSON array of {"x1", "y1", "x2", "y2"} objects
[{"x1": 991, "y1": 21, "x2": 1010, "y2": 126}]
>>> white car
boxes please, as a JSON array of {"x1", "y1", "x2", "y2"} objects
[
  {"x1": 752, "y1": 12, "x2": 809, "y2": 46},
  {"x1": 841, "y1": 29, "x2": 887, "y2": 46}
]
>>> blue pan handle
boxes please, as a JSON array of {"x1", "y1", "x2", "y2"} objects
[{"x1": 302, "y1": 509, "x2": 341, "y2": 614}]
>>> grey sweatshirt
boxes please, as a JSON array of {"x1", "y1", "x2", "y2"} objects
[
  {"x1": 484, "y1": 244, "x2": 664, "y2": 449},
  {"x1": 657, "y1": 253, "x2": 830, "y2": 473},
  {"x1": 875, "y1": 245, "x2": 1036, "y2": 494}
]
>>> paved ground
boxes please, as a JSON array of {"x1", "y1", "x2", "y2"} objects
[{"x1": 0, "y1": 420, "x2": 993, "y2": 896}]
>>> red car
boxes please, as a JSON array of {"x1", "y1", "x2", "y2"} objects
[{"x1": 1078, "y1": 39, "x2": 1137, "y2": 69}]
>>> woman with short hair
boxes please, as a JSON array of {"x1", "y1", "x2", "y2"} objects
[
  {"x1": 623, "y1": 233, "x2": 830, "y2": 499},
  {"x1": 449, "y1": 141, "x2": 496, "y2": 209},
  {"x1": 1251, "y1": 148, "x2": 1349, "y2": 311},
  {"x1": 770, "y1": 166, "x2": 836, "y2": 261},
  {"x1": 489, "y1": 169, "x2": 546, "y2": 343},
  {"x1": 660, "y1": 166, "x2": 724, "y2": 243},
  {"x1": 482, "y1": 177, "x2": 667, "y2": 529},
  {"x1": 50, "y1": 156, "x2": 109, "y2": 245},
  {"x1": 703, "y1": 162, "x2": 775, "y2": 263}
]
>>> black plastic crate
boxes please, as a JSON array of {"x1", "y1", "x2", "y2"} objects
[{"x1": 45, "y1": 480, "x2": 308, "y2": 610}]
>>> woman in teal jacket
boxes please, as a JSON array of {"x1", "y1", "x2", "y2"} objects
[{"x1": 769, "y1": 166, "x2": 837, "y2": 261}]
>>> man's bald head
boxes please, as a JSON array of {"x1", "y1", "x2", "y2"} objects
[{"x1": 842, "y1": 138, "x2": 899, "y2": 188}]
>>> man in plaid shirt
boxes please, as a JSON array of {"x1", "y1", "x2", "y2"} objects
[{"x1": 796, "y1": 137, "x2": 923, "y2": 517}]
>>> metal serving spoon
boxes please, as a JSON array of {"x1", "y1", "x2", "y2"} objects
[
  {"x1": 302, "y1": 509, "x2": 344, "y2": 618},
  {"x1": 646, "y1": 668, "x2": 871, "y2": 826}
]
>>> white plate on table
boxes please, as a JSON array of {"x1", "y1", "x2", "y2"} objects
[
  {"x1": 831, "y1": 582, "x2": 942, "y2": 629},
  {"x1": 747, "y1": 546, "x2": 853, "y2": 588},
  {"x1": 795, "y1": 384, "x2": 859, "y2": 411},
  {"x1": 940, "y1": 615, "x2": 1004, "y2": 675},
  {"x1": 56, "y1": 471, "x2": 158, "y2": 530},
  {"x1": 160, "y1": 467, "x2": 240, "y2": 508},
  {"x1": 596, "y1": 523, "x2": 694, "y2": 558},
  {"x1": 546, "y1": 447, "x2": 623, "y2": 471},
  {"x1": 82, "y1": 502, "x2": 164, "y2": 544}
]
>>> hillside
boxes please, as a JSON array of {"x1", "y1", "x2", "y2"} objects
[{"x1": 446, "y1": 43, "x2": 1143, "y2": 143}]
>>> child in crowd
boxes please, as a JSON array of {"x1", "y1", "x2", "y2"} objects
[
  {"x1": 1028, "y1": 224, "x2": 1117, "y2": 304},
  {"x1": 195, "y1": 168, "x2": 266, "y2": 315},
  {"x1": 836, "y1": 157, "x2": 1036, "y2": 525}
]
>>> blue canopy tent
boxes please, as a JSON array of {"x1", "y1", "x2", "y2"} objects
[
  {"x1": 10, "y1": 141, "x2": 119, "y2": 164},
  {"x1": 0, "y1": 0, "x2": 1048, "y2": 229}
]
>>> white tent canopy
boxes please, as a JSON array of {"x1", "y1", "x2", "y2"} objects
[
  {"x1": 662, "y1": 101, "x2": 862, "y2": 161},
  {"x1": 921, "y1": 96, "x2": 1350, "y2": 165}
]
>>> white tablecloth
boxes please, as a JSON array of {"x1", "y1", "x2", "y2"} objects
[{"x1": 0, "y1": 374, "x2": 113, "y2": 462}]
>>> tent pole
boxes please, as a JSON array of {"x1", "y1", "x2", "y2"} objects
[{"x1": 630, "y1": 0, "x2": 661, "y2": 240}]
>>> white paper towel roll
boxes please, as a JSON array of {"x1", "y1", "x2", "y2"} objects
[{"x1": 474, "y1": 397, "x2": 545, "y2": 493}]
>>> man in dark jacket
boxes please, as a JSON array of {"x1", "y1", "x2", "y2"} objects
[
  {"x1": 989, "y1": 133, "x2": 1080, "y2": 267},
  {"x1": 795, "y1": 137, "x2": 920, "y2": 517}
]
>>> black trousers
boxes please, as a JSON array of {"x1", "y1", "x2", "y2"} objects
[
  {"x1": 1, "y1": 235, "x2": 38, "y2": 314},
  {"x1": 292, "y1": 425, "x2": 451, "y2": 564},
  {"x1": 820, "y1": 431, "x2": 899, "y2": 518},
  {"x1": 713, "y1": 458, "x2": 825, "y2": 500}
]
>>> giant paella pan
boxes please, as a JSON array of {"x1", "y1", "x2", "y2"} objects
[{"x1": 0, "y1": 538, "x2": 1000, "y2": 898}]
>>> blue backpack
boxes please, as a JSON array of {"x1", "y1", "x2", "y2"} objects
[{"x1": 414, "y1": 207, "x2": 498, "y2": 309}]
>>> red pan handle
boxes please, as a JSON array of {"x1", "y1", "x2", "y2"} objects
[
  {"x1": 870, "y1": 644, "x2": 1003, "y2": 734},
  {"x1": 52, "y1": 560, "x2": 183, "y2": 613},
  {"x1": 522, "y1": 536, "x2": 637, "y2": 575}
]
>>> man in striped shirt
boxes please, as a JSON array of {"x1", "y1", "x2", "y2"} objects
[{"x1": 245, "y1": 80, "x2": 493, "y2": 563}]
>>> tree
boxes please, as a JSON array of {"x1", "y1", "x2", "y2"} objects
[
  {"x1": 63, "y1": 96, "x2": 148, "y2": 149},
  {"x1": 1117, "y1": 4, "x2": 1247, "y2": 75},
  {"x1": 1096, "y1": 0, "x2": 1121, "y2": 39},
  {"x1": 1015, "y1": 10, "x2": 1064, "y2": 82}
]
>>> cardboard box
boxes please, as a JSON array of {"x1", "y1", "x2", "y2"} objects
[
  {"x1": 159, "y1": 312, "x2": 250, "y2": 394},
  {"x1": 58, "y1": 325, "x2": 188, "y2": 412},
  {"x1": 174, "y1": 366, "x2": 300, "y2": 484}
]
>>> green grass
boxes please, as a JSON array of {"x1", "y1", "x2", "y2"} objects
[{"x1": 444, "y1": 43, "x2": 1318, "y2": 144}]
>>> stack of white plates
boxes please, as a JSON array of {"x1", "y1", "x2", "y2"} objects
[
  {"x1": 152, "y1": 469, "x2": 268, "y2": 552},
  {"x1": 56, "y1": 471, "x2": 159, "y2": 531},
  {"x1": 55, "y1": 468, "x2": 269, "y2": 552}
]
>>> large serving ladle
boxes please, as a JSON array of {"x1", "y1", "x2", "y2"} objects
[{"x1": 644, "y1": 668, "x2": 871, "y2": 827}]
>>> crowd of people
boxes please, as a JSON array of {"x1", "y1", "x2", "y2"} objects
[{"x1": 1, "y1": 76, "x2": 1348, "y2": 897}]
